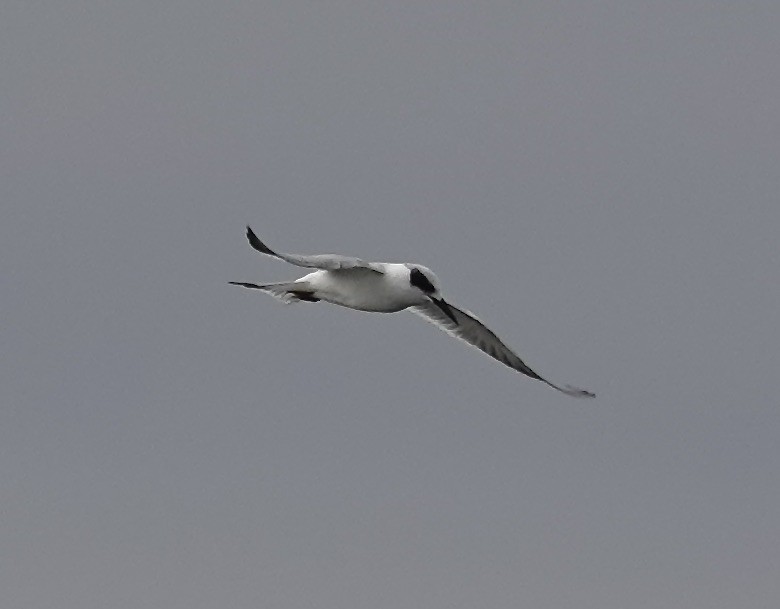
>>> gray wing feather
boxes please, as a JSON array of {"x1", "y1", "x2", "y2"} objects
[
  {"x1": 410, "y1": 301, "x2": 595, "y2": 398},
  {"x1": 245, "y1": 226, "x2": 384, "y2": 274}
]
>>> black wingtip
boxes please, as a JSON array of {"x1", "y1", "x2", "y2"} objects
[{"x1": 244, "y1": 225, "x2": 278, "y2": 257}]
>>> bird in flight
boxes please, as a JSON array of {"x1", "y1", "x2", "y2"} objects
[{"x1": 230, "y1": 226, "x2": 595, "y2": 398}]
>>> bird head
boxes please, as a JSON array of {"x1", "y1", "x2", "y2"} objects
[{"x1": 407, "y1": 265, "x2": 458, "y2": 325}]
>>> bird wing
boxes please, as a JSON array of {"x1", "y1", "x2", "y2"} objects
[
  {"x1": 244, "y1": 226, "x2": 385, "y2": 274},
  {"x1": 410, "y1": 301, "x2": 595, "y2": 398}
]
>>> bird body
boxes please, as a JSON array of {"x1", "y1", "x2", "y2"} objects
[
  {"x1": 294, "y1": 264, "x2": 428, "y2": 312},
  {"x1": 231, "y1": 226, "x2": 595, "y2": 398}
]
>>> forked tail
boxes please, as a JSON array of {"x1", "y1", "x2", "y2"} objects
[{"x1": 228, "y1": 281, "x2": 320, "y2": 303}]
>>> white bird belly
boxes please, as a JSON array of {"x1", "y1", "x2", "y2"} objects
[{"x1": 299, "y1": 269, "x2": 421, "y2": 312}]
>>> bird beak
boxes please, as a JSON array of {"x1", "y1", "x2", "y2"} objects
[{"x1": 431, "y1": 297, "x2": 458, "y2": 325}]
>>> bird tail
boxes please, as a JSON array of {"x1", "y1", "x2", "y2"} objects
[{"x1": 228, "y1": 281, "x2": 319, "y2": 303}]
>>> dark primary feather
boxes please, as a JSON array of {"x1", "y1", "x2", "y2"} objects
[
  {"x1": 411, "y1": 301, "x2": 595, "y2": 398},
  {"x1": 243, "y1": 226, "x2": 384, "y2": 273},
  {"x1": 245, "y1": 226, "x2": 279, "y2": 257}
]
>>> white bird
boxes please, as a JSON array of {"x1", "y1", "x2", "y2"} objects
[{"x1": 230, "y1": 226, "x2": 595, "y2": 398}]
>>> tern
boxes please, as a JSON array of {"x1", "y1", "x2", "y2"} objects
[{"x1": 230, "y1": 226, "x2": 595, "y2": 398}]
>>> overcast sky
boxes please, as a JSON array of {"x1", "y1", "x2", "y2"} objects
[{"x1": 2, "y1": 2, "x2": 779, "y2": 608}]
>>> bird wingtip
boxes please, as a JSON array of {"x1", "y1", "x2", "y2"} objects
[
  {"x1": 243, "y1": 225, "x2": 277, "y2": 256},
  {"x1": 563, "y1": 385, "x2": 596, "y2": 399}
]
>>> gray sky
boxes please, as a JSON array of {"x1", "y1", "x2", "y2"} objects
[{"x1": 2, "y1": 2, "x2": 779, "y2": 607}]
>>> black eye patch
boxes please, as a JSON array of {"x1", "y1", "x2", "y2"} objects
[{"x1": 409, "y1": 268, "x2": 436, "y2": 293}]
